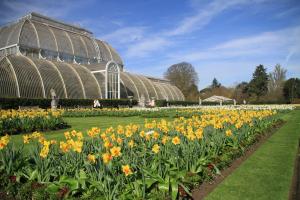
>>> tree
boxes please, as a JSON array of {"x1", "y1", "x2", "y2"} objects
[
  {"x1": 268, "y1": 64, "x2": 286, "y2": 92},
  {"x1": 247, "y1": 65, "x2": 269, "y2": 100},
  {"x1": 283, "y1": 78, "x2": 300, "y2": 103},
  {"x1": 233, "y1": 82, "x2": 249, "y2": 103},
  {"x1": 211, "y1": 78, "x2": 221, "y2": 88},
  {"x1": 267, "y1": 64, "x2": 287, "y2": 101},
  {"x1": 164, "y1": 62, "x2": 199, "y2": 101},
  {"x1": 200, "y1": 85, "x2": 234, "y2": 100}
]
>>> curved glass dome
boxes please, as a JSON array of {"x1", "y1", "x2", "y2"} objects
[
  {"x1": 0, "y1": 12, "x2": 124, "y2": 66},
  {"x1": 0, "y1": 12, "x2": 185, "y2": 102}
]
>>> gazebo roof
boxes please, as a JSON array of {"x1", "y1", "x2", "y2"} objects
[{"x1": 203, "y1": 95, "x2": 233, "y2": 102}]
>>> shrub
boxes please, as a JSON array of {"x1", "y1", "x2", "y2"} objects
[
  {"x1": 291, "y1": 98, "x2": 300, "y2": 104},
  {"x1": 155, "y1": 100, "x2": 168, "y2": 107},
  {"x1": 0, "y1": 98, "x2": 138, "y2": 109},
  {"x1": 248, "y1": 99, "x2": 288, "y2": 105},
  {"x1": 0, "y1": 109, "x2": 69, "y2": 135}
]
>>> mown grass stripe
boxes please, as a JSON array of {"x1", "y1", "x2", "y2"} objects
[{"x1": 205, "y1": 110, "x2": 300, "y2": 200}]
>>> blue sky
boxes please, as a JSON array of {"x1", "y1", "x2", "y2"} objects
[{"x1": 0, "y1": 0, "x2": 299, "y2": 89}]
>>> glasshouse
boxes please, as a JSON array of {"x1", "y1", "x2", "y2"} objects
[{"x1": 0, "y1": 12, "x2": 184, "y2": 101}]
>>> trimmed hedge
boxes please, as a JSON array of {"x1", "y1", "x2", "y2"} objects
[
  {"x1": 248, "y1": 100, "x2": 289, "y2": 105},
  {"x1": 0, "y1": 98, "x2": 138, "y2": 109},
  {"x1": 0, "y1": 98, "x2": 51, "y2": 109},
  {"x1": 155, "y1": 100, "x2": 199, "y2": 107},
  {"x1": 291, "y1": 98, "x2": 300, "y2": 104}
]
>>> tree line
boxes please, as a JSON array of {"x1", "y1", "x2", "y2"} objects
[{"x1": 164, "y1": 62, "x2": 300, "y2": 104}]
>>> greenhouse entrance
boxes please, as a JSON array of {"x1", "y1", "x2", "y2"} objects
[{"x1": 106, "y1": 61, "x2": 120, "y2": 99}]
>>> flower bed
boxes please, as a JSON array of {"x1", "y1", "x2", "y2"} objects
[
  {"x1": 0, "y1": 109, "x2": 69, "y2": 135},
  {"x1": 0, "y1": 108, "x2": 283, "y2": 199}
]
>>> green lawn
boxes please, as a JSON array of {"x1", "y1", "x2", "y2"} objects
[
  {"x1": 10, "y1": 116, "x2": 152, "y2": 151},
  {"x1": 205, "y1": 110, "x2": 300, "y2": 200}
]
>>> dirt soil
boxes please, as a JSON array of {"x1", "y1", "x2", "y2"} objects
[{"x1": 192, "y1": 121, "x2": 285, "y2": 200}]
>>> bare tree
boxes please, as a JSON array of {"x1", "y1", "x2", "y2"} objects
[
  {"x1": 268, "y1": 64, "x2": 287, "y2": 93},
  {"x1": 164, "y1": 62, "x2": 199, "y2": 101}
]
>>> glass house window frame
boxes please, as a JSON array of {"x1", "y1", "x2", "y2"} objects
[
  {"x1": 74, "y1": 56, "x2": 89, "y2": 65},
  {"x1": 40, "y1": 49, "x2": 58, "y2": 61},
  {"x1": 58, "y1": 52, "x2": 74, "y2": 63},
  {"x1": 105, "y1": 61, "x2": 120, "y2": 99},
  {"x1": 19, "y1": 45, "x2": 40, "y2": 58}
]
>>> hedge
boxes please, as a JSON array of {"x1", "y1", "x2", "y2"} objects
[
  {"x1": 291, "y1": 98, "x2": 300, "y2": 104},
  {"x1": 0, "y1": 98, "x2": 138, "y2": 109},
  {"x1": 155, "y1": 100, "x2": 199, "y2": 107},
  {"x1": 248, "y1": 100, "x2": 289, "y2": 105}
]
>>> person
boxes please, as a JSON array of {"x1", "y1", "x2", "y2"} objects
[{"x1": 93, "y1": 99, "x2": 100, "y2": 108}]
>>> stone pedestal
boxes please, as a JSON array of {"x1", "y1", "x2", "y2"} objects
[
  {"x1": 51, "y1": 99, "x2": 57, "y2": 110},
  {"x1": 138, "y1": 94, "x2": 146, "y2": 107}
]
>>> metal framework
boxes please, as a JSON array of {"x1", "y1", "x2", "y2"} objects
[
  {"x1": 105, "y1": 61, "x2": 120, "y2": 99},
  {"x1": 0, "y1": 12, "x2": 185, "y2": 101}
]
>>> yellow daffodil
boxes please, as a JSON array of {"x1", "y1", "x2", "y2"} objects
[
  {"x1": 152, "y1": 144, "x2": 160, "y2": 154},
  {"x1": 110, "y1": 146, "x2": 121, "y2": 157},
  {"x1": 162, "y1": 136, "x2": 169, "y2": 145},
  {"x1": 172, "y1": 136, "x2": 181, "y2": 145},
  {"x1": 23, "y1": 135, "x2": 31, "y2": 144},
  {"x1": 87, "y1": 154, "x2": 96, "y2": 164},
  {"x1": 128, "y1": 140, "x2": 135, "y2": 148},
  {"x1": 226, "y1": 130, "x2": 232, "y2": 137},
  {"x1": 0, "y1": 135, "x2": 10, "y2": 150},
  {"x1": 122, "y1": 165, "x2": 133, "y2": 176},
  {"x1": 102, "y1": 152, "x2": 112, "y2": 164}
]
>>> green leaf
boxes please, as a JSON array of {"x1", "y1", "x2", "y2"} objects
[
  {"x1": 179, "y1": 183, "x2": 192, "y2": 196},
  {"x1": 29, "y1": 169, "x2": 38, "y2": 181},
  {"x1": 158, "y1": 182, "x2": 169, "y2": 192},
  {"x1": 79, "y1": 169, "x2": 87, "y2": 179},
  {"x1": 59, "y1": 177, "x2": 79, "y2": 191},
  {"x1": 171, "y1": 181, "x2": 178, "y2": 200},
  {"x1": 213, "y1": 164, "x2": 221, "y2": 175},
  {"x1": 46, "y1": 184, "x2": 60, "y2": 194},
  {"x1": 145, "y1": 178, "x2": 157, "y2": 189}
]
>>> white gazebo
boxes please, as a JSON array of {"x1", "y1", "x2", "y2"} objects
[{"x1": 203, "y1": 95, "x2": 234, "y2": 105}]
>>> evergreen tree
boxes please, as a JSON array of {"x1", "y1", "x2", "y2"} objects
[
  {"x1": 211, "y1": 78, "x2": 221, "y2": 88},
  {"x1": 247, "y1": 65, "x2": 269, "y2": 99},
  {"x1": 283, "y1": 78, "x2": 300, "y2": 102}
]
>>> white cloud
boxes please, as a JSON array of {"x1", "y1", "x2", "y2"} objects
[
  {"x1": 165, "y1": 0, "x2": 266, "y2": 36},
  {"x1": 101, "y1": 26, "x2": 146, "y2": 44},
  {"x1": 274, "y1": 7, "x2": 300, "y2": 19},
  {"x1": 167, "y1": 26, "x2": 300, "y2": 62},
  {"x1": 126, "y1": 37, "x2": 171, "y2": 58},
  {"x1": 158, "y1": 25, "x2": 300, "y2": 89},
  {"x1": 120, "y1": 0, "x2": 269, "y2": 58}
]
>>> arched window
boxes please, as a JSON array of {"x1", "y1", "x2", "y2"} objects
[{"x1": 106, "y1": 62, "x2": 120, "y2": 99}]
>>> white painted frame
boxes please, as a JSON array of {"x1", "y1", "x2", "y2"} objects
[{"x1": 105, "y1": 61, "x2": 120, "y2": 99}]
